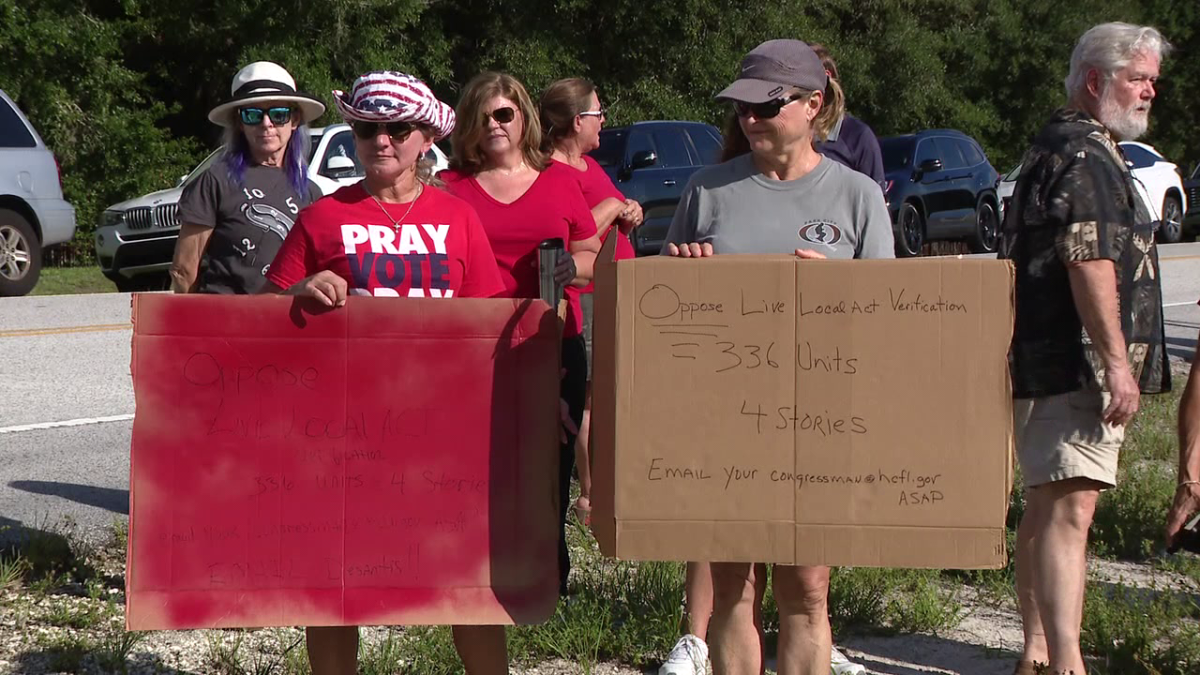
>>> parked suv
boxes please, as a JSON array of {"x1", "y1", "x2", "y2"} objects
[
  {"x1": 588, "y1": 121, "x2": 723, "y2": 256},
  {"x1": 0, "y1": 90, "x2": 77, "y2": 296},
  {"x1": 1002, "y1": 141, "x2": 1187, "y2": 243},
  {"x1": 880, "y1": 130, "x2": 1000, "y2": 257},
  {"x1": 94, "y1": 123, "x2": 449, "y2": 291}
]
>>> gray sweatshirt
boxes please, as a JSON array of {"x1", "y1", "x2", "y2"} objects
[{"x1": 662, "y1": 154, "x2": 895, "y2": 259}]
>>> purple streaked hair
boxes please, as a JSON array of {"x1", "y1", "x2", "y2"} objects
[{"x1": 221, "y1": 113, "x2": 311, "y2": 195}]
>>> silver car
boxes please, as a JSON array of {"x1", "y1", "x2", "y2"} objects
[
  {"x1": 94, "y1": 123, "x2": 449, "y2": 291},
  {"x1": 0, "y1": 90, "x2": 77, "y2": 296}
]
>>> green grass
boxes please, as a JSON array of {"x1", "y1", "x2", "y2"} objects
[
  {"x1": 31, "y1": 265, "x2": 114, "y2": 295},
  {"x1": 95, "y1": 630, "x2": 148, "y2": 674},
  {"x1": 1082, "y1": 579, "x2": 1200, "y2": 674},
  {"x1": 44, "y1": 601, "x2": 103, "y2": 629},
  {"x1": 39, "y1": 633, "x2": 94, "y2": 673},
  {"x1": 1091, "y1": 386, "x2": 1184, "y2": 559}
]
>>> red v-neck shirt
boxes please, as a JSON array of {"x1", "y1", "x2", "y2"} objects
[
  {"x1": 557, "y1": 156, "x2": 636, "y2": 294},
  {"x1": 442, "y1": 162, "x2": 597, "y2": 337}
]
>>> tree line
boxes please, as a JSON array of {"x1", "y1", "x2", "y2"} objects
[{"x1": 2, "y1": 0, "x2": 1196, "y2": 262}]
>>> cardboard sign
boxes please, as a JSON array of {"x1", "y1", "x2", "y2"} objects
[
  {"x1": 591, "y1": 239, "x2": 1015, "y2": 569},
  {"x1": 126, "y1": 294, "x2": 562, "y2": 630}
]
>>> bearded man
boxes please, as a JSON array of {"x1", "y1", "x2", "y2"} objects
[{"x1": 998, "y1": 22, "x2": 1172, "y2": 675}]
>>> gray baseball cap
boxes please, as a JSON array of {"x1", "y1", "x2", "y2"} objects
[{"x1": 716, "y1": 39, "x2": 829, "y2": 103}]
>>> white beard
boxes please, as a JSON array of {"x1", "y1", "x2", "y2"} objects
[{"x1": 1097, "y1": 87, "x2": 1150, "y2": 141}]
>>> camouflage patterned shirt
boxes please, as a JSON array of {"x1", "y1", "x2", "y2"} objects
[{"x1": 998, "y1": 108, "x2": 1169, "y2": 399}]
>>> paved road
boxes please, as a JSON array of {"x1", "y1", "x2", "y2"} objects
[{"x1": 2, "y1": 246, "x2": 1200, "y2": 541}]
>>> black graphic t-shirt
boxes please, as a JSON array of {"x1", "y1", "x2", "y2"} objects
[
  {"x1": 179, "y1": 163, "x2": 321, "y2": 294},
  {"x1": 998, "y1": 108, "x2": 1169, "y2": 398}
]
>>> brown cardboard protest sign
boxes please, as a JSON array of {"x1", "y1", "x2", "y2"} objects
[
  {"x1": 126, "y1": 294, "x2": 562, "y2": 630},
  {"x1": 591, "y1": 241, "x2": 1014, "y2": 569}
]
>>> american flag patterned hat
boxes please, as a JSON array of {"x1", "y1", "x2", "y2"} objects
[{"x1": 333, "y1": 71, "x2": 455, "y2": 140}]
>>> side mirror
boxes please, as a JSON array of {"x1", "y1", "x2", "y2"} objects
[
  {"x1": 917, "y1": 158, "x2": 943, "y2": 175},
  {"x1": 325, "y1": 155, "x2": 356, "y2": 178},
  {"x1": 631, "y1": 150, "x2": 658, "y2": 170}
]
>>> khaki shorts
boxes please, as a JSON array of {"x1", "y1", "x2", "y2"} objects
[{"x1": 1013, "y1": 388, "x2": 1124, "y2": 489}]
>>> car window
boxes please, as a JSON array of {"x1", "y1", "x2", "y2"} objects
[
  {"x1": 914, "y1": 139, "x2": 940, "y2": 168},
  {"x1": 957, "y1": 139, "x2": 986, "y2": 167},
  {"x1": 651, "y1": 129, "x2": 692, "y2": 168},
  {"x1": 934, "y1": 137, "x2": 966, "y2": 170},
  {"x1": 881, "y1": 137, "x2": 915, "y2": 172},
  {"x1": 1004, "y1": 164, "x2": 1023, "y2": 181},
  {"x1": 590, "y1": 129, "x2": 626, "y2": 167},
  {"x1": 627, "y1": 130, "x2": 656, "y2": 164},
  {"x1": 318, "y1": 131, "x2": 363, "y2": 177},
  {"x1": 307, "y1": 131, "x2": 322, "y2": 163},
  {"x1": 1120, "y1": 143, "x2": 1159, "y2": 170},
  {"x1": 688, "y1": 128, "x2": 722, "y2": 164},
  {"x1": 0, "y1": 99, "x2": 36, "y2": 148}
]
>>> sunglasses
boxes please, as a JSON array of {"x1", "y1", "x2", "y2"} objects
[
  {"x1": 484, "y1": 106, "x2": 517, "y2": 124},
  {"x1": 350, "y1": 121, "x2": 416, "y2": 141},
  {"x1": 578, "y1": 107, "x2": 606, "y2": 119},
  {"x1": 239, "y1": 107, "x2": 294, "y2": 126},
  {"x1": 733, "y1": 94, "x2": 807, "y2": 120}
]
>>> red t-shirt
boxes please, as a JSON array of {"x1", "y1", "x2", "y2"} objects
[
  {"x1": 441, "y1": 163, "x2": 597, "y2": 337},
  {"x1": 266, "y1": 184, "x2": 505, "y2": 299},
  {"x1": 558, "y1": 156, "x2": 636, "y2": 296}
]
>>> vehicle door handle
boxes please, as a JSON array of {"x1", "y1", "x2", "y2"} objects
[{"x1": 663, "y1": 180, "x2": 676, "y2": 186}]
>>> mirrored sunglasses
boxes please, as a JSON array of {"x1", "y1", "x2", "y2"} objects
[{"x1": 239, "y1": 107, "x2": 294, "y2": 126}]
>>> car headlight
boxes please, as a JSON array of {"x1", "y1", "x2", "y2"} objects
[{"x1": 100, "y1": 210, "x2": 125, "y2": 229}]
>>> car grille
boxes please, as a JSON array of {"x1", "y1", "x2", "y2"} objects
[
  {"x1": 112, "y1": 237, "x2": 178, "y2": 270},
  {"x1": 124, "y1": 204, "x2": 180, "y2": 231}
]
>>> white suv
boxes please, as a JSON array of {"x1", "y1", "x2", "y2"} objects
[
  {"x1": 998, "y1": 141, "x2": 1187, "y2": 243},
  {"x1": 94, "y1": 123, "x2": 449, "y2": 291},
  {"x1": 0, "y1": 90, "x2": 77, "y2": 296}
]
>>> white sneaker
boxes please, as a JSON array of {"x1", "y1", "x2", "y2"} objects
[
  {"x1": 659, "y1": 634, "x2": 709, "y2": 675},
  {"x1": 831, "y1": 645, "x2": 867, "y2": 675}
]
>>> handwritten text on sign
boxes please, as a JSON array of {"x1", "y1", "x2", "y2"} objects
[{"x1": 626, "y1": 265, "x2": 985, "y2": 519}]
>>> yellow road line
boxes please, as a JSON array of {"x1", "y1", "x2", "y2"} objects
[{"x1": 0, "y1": 323, "x2": 131, "y2": 338}]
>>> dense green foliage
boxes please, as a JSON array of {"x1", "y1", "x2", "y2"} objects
[{"x1": 2, "y1": 0, "x2": 1197, "y2": 261}]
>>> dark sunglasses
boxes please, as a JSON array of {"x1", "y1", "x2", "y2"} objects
[
  {"x1": 239, "y1": 107, "x2": 294, "y2": 126},
  {"x1": 484, "y1": 106, "x2": 517, "y2": 124},
  {"x1": 350, "y1": 121, "x2": 416, "y2": 141},
  {"x1": 733, "y1": 94, "x2": 807, "y2": 120}
]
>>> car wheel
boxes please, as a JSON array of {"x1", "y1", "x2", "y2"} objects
[
  {"x1": 0, "y1": 209, "x2": 41, "y2": 297},
  {"x1": 1158, "y1": 193, "x2": 1184, "y2": 244},
  {"x1": 896, "y1": 202, "x2": 925, "y2": 258},
  {"x1": 970, "y1": 201, "x2": 999, "y2": 253}
]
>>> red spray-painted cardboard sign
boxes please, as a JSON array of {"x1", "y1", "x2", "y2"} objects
[{"x1": 126, "y1": 294, "x2": 562, "y2": 630}]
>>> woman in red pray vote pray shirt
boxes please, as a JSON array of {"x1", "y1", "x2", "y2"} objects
[
  {"x1": 441, "y1": 72, "x2": 601, "y2": 597},
  {"x1": 539, "y1": 77, "x2": 642, "y2": 525},
  {"x1": 260, "y1": 71, "x2": 510, "y2": 675}
]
